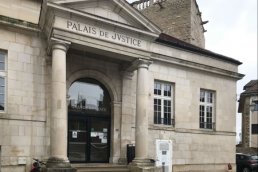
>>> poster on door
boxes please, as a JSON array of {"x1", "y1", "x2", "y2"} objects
[{"x1": 72, "y1": 131, "x2": 77, "y2": 138}]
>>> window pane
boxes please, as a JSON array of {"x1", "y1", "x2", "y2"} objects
[
  {"x1": 252, "y1": 124, "x2": 258, "y2": 134},
  {"x1": 0, "y1": 95, "x2": 4, "y2": 102},
  {"x1": 154, "y1": 83, "x2": 162, "y2": 95},
  {"x1": 200, "y1": 105, "x2": 205, "y2": 128},
  {"x1": 164, "y1": 85, "x2": 171, "y2": 97},
  {"x1": 200, "y1": 91, "x2": 205, "y2": 102},
  {"x1": 0, "y1": 54, "x2": 4, "y2": 62},
  {"x1": 0, "y1": 103, "x2": 4, "y2": 110},
  {"x1": 154, "y1": 98, "x2": 162, "y2": 124},
  {"x1": 0, "y1": 63, "x2": 4, "y2": 71},
  {"x1": 254, "y1": 102, "x2": 258, "y2": 111},
  {"x1": 207, "y1": 92, "x2": 213, "y2": 103},
  {"x1": 0, "y1": 86, "x2": 4, "y2": 93},
  {"x1": 0, "y1": 77, "x2": 4, "y2": 85}
]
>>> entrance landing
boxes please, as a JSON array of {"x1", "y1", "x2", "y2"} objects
[{"x1": 72, "y1": 164, "x2": 130, "y2": 172}]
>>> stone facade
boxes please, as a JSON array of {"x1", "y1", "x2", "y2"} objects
[
  {"x1": 134, "y1": 0, "x2": 206, "y2": 48},
  {"x1": 237, "y1": 81, "x2": 258, "y2": 155},
  {"x1": 242, "y1": 97, "x2": 250, "y2": 148},
  {"x1": 0, "y1": 27, "x2": 48, "y2": 172},
  {"x1": 0, "y1": 0, "x2": 40, "y2": 23},
  {"x1": 0, "y1": 0, "x2": 243, "y2": 172}
]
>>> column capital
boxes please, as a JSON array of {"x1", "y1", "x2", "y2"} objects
[
  {"x1": 132, "y1": 59, "x2": 153, "y2": 69},
  {"x1": 121, "y1": 71, "x2": 134, "y2": 80},
  {"x1": 47, "y1": 38, "x2": 71, "y2": 55}
]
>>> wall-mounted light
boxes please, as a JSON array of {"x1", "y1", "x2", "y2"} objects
[{"x1": 250, "y1": 102, "x2": 256, "y2": 112}]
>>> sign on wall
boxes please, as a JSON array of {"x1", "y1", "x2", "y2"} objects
[
  {"x1": 54, "y1": 17, "x2": 148, "y2": 50},
  {"x1": 156, "y1": 140, "x2": 173, "y2": 172},
  {"x1": 72, "y1": 131, "x2": 77, "y2": 138}
]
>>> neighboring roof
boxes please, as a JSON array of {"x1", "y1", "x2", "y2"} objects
[
  {"x1": 243, "y1": 80, "x2": 258, "y2": 90},
  {"x1": 156, "y1": 33, "x2": 242, "y2": 65},
  {"x1": 238, "y1": 80, "x2": 258, "y2": 112},
  {"x1": 242, "y1": 81, "x2": 258, "y2": 95}
]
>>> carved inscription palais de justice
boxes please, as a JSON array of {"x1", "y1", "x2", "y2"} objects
[{"x1": 67, "y1": 21, "x2": 142, "y2": 47}]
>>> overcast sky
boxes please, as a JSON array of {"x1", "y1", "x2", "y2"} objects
[{"x1": 127, "y1": 0, "x2": 258, "y2": 140}]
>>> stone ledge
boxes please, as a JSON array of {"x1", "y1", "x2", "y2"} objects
[{"x1": 41, "y1": 168, "x2": 77, "y2": 172}]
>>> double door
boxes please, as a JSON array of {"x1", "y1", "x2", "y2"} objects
[{"x1": 68, "y1": 115, "x2": 110, "y2": 163}]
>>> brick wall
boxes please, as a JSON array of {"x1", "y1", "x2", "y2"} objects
[{"x1": 137, "y1": 0, "x2": 205, "y2": 48}]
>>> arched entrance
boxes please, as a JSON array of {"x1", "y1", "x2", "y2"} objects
[{"x1": 67, "y1": 78, "x2": 111, "y2": 163}]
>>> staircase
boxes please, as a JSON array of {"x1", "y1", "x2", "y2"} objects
[{"x1": 72, "y1": 164, "x2": 130, "y2": 172}]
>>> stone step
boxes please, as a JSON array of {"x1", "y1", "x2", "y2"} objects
[
  {"x1": 72, "y1": 164, "x2": 130, "y2": 172},
  {"x1": 77, "y1": 169, "x2": 130, "y2": 172}
]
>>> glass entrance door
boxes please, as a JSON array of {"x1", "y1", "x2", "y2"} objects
[
  {"x1": 68, "y1": 118, "x2": 87, "y2": 162},
  {"x1": 68, "y1": 116, "x2": 110, "y2": 163},
  {"x1": 90, "y1": 118, "x2": 109, "y2": 162}
]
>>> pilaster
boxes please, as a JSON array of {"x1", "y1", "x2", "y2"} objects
[{"x1": 119, "y1": 71, "x2": 134, "y2": 164}]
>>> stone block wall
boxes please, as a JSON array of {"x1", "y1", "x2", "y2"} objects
[
  {"x1": 129, "y1": 60, "x2": 237, "y2": 170},
  {"x1": 146, "y1": 61, "x2": 237, "y2": 132},
  {"x1": 139, "y1": 0, "x2": 205, "y2": 48},
  {"x1": 242, "y1": 97, "x2": 250, "y2": 148},
  {"x1": 0, "y1": 26, "x2": 48, "y2": 172},
  {"x1": 0, "y1": 0, "x2": 41, "y2": 24}
]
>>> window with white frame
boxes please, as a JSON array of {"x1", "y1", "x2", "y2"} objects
[
  {"x1": 199, "y1": 90, "x2": 215, "y2": 129},
  {"x1": 0, "y1": 53, "x2": 6, "y2": 111},
  {"x1": 154, "y1": 82, "x2": 173, "y2": 126}
]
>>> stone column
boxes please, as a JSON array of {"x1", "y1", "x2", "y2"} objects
[
  {"x1": 132, "y1": 59, "x2": 153, "y2": 166},
  {"x1": 44, "y1": 39, "x2": 76, "y2": 172}
]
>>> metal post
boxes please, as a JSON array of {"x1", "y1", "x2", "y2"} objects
[{"x1": 162, "y1": 162, "x2": 165, "y2": 172}]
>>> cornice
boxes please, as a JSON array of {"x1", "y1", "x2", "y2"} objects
[{"x1": 151, "y1": 53, "x2": 245, "y2": 80}]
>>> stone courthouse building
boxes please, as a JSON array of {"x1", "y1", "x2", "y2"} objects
[{"x1": 0, "y1": 0, "x2": 244, "y2": 172}]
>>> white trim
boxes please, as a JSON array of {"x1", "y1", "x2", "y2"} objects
[
  {"x1": 0, "y1": 51, "x2": 7, "y2": 113},
  {"x1": 199, "y1": 90, "x2": 215, "y2": 130},
  {"x1": 154, "y1": 82, "x2": 173, "y2": 126}
]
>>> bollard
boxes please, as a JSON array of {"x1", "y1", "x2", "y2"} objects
[{"x1": 162, "y1": 162, "x2": 165, "y2": 172}]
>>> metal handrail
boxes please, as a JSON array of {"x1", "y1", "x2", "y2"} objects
[
  {"x1": 154, "y1": 117, "x2": 174, "y2": 126},
  {"x1": 200, "y1": 122, "x2": 215, "y2": 130}
]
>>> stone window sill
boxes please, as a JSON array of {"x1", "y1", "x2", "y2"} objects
[{"x1": 149, "y1": 124, "x2": 175, "y2": 131}]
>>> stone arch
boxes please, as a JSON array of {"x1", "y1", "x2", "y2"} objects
[{"x1": 66, "y1": 69, "x2": 118, "y2": 102}]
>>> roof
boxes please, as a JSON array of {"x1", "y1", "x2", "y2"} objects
[
  {"x1": 242, "y1": 81, "x2": 258, "y2": 94},
  {"x1": 156, "y1": 33, "x2": 242, "y2": 65},
  {"x1": 238, "y1": 80, "x2": 258, "y2": 112},
  {"x1": 243, "y1": 80, "x2": 258, "y2": 90}
]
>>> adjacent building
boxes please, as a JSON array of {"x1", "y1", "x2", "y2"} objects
[
  {"x1": 238, "y1": 80, "x2": 258, "y2": 149},
  {"x1": 0, "y1": 0, "x2": 244, "y2": 172}
]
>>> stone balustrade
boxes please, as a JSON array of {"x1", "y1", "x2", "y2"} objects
[{"x1": 132, "y1": 0, "x2": 166, "y2": 10}]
